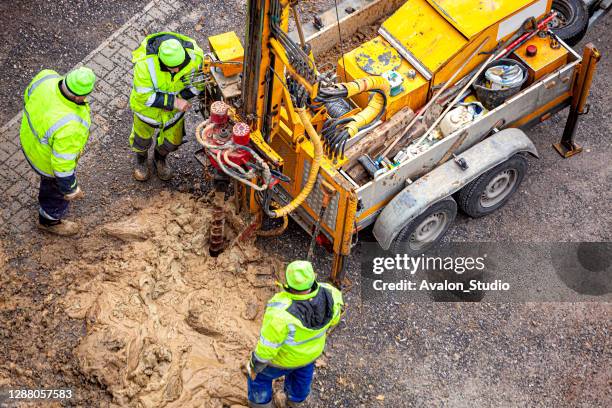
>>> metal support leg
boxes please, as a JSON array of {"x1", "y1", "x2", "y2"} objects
[
  {"x1": 330, "y1": 253, "x2": 347, "y2": 289},
  {"x1": 554, "y1": 43, "x2": 601, "y2": 158}
]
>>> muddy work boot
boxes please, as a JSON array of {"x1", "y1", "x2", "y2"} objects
[
  {"x1": 154, "y1": 150, "x2": 174, "y2": 181},
  {"x1": 132, "y1": 152, "x2": 150, "y2": 181},
  {"x1": 286, "y1": 400, "x2": 305, "y2": 407},
  {"x1": 37, "y1": 218, "x2": 80, "y2": 236}
]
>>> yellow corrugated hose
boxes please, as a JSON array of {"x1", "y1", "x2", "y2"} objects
[
  {"x1": 342, "y1": 76, "x2": 390, "y2": 137},
  {"x1": 270, "y1": 108, "x2": 323, "y2": 218}
]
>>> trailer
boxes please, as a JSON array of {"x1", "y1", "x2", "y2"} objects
[{"x1": 195, "y1": 0, "x2": 600, "y2": 286}]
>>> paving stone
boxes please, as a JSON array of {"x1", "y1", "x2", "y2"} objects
[
  {"x1": 5, "y1": 151, "x2": 26, "y2": 175},
  {"x1": 91, "y1": 90, "x2": 113, "y2": 106},
  {"x1": 85, "y1": 60, "x2": 108, "y2": 76},
  {"x1": 105, "y1": 66, "x2": 128, "y2": 86},
  {"x1": 95, "y1": 78, "x2": 118, "y2": 98},
  {"x1": 17, "y1": 188, "x2": 35, "y2": 206},
  {"x1": 5, "y1": 180, "x2": 26, "y2": 200},
  {"x1": 92, "y1": 53, "x2": 115, "y2": 72},
  {"x1": 148, "y1": 7, "x2": 165, "y2": 20},
  {"x1": 12, "y1": 158, "x2": 31, "y2": 178},
  {"x1": 8, "y1": 198, "x2": 22, "y2": 215},
  {"x1": 117, "y1": 45, "x2": 135, "y2": 62},
  {"x1": 15, "y1": 215, "x2": 34, "y2": 233},
  {"x1": 0, "y1": 145, "x2": 10, "y2": 163},
  {"x1": 100, "y1": 45, "x2": 118, "y2": 61},
  {"x1": 2, "y1": 127, "x2": 20, "y2": 147}
]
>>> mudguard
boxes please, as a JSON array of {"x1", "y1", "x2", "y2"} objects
[{"x1": 373, "y1": 128, "x2": 539, "y2": 250}]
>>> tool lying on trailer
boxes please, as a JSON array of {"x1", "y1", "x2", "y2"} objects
[
  {"x1": 402, "y1": 11, "x2": 559, "y2": 158},
  {"x1": 378, "y1": 36, "x2": 491, "y2": 162}
]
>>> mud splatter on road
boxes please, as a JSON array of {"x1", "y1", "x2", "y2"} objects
[{"x1": 59, "y1": 191, "x2": 281, "y2": 407}]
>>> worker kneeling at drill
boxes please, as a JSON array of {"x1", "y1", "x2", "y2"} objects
[
  {"x1": 247, "y1": 261, "x2": 344, "y2": 407},
  {"x1": 129, "y1": 32, "x2": 204, "y2": 181},
  {"x1": 19, "y1": 67, "x2": 96, "y2": 236}
]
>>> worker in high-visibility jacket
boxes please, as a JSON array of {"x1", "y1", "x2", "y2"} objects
[
  {"x1": 19, "y1": 67, "x2": 96, "y2": 236},
  {"x1": 129, "y1": 32, "x2": 205, "y2": 181},
  {"x1": 247, "y1": 261, "x2": 344, "y2": 408}
]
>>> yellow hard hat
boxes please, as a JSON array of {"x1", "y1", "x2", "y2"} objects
[
  {"x1": 65, "y1": 67, "x2": 96, "y2": 96},
  {"x1": 159, "y1": 39, "x2": 186, "y2": 67},
  {"x1": 286, "y1": 260, "x2": 316, "y2": 291}
]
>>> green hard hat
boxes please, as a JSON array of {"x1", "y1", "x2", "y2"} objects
[
  {"x1": 65, "y1": 67, "x2": 96, "y2": 96},
  {"x1": 286, "y1": 260, "x2": 316, "y2": 291},
  {"x1": 159, "y1": 39, "x2": 186, "y2": 67}
]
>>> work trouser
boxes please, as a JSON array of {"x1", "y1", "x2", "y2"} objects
[
  {"x1": 38, "y1": 176, "x2": 69, "y2": 225},
  {"x1": 129, "y1": 113, "x2": 185, "y2": 156},
  {"x1": 247, "y1": 363, "x2": 315, "y2": 405}
]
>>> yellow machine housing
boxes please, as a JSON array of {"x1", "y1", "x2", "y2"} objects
[
  {"x1": 209, "y1": 31, "x2": 244, "y2": 76},
  {"x1": 339, "y1": 0, "x2": 553, "y2": 111},
  {"x1": 337, "y1": 37, "x2": 429, "y2": 118}
]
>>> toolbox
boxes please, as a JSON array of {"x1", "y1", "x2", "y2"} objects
[{"x1": 512, "y1": 35, "x2": 569, "y2": 83}]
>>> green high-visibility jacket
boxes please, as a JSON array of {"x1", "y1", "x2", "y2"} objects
[
  {"x1": 129, "y1": 32, "x2": 205, "y2": 128},
  {"x1": 255, "y1": 282, "x2": 344, "y2": 368},
  {"x1": 19, "y1": 69, "x2": 91, "y2": 192}
]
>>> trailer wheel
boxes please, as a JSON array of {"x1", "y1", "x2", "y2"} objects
[
  {"x1": 391, "y1": 198, "x2": 457, "y2": 255},
  {"x1": 550, "y1": 0, "x2": 589, "y2": 46},
  {"x1": 458, "y1": 154, "x2": 527, "y2": 218}
]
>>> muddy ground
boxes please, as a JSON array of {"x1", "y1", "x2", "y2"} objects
[{"x1": 1, "y1": 1, "x2": 611, "y2": 407}]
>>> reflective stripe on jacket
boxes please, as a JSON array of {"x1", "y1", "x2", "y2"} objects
[
  {"x1": 129, "y1": 32, "x2": 204, "y2": 127},
  {"x1": 19, "y1": 69, "x2": 91, "y2": 189},
  {"x1": 255, "y1": 282, "x2": 344, "y2": 368}
]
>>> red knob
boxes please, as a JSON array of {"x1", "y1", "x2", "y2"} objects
[{"x1": 526, "y1": 45, "x2": 537, "y2": 57}]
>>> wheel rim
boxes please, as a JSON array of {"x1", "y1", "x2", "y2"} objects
[
  {"x1": 550, "y1": 2, "x2": 573, "y2": 29},
  {"x1": 409, "y1": 212, "x2": 448, "y2": 251},
  {"x1": 480, "y1": 169, "x2": 517, "y2": 208}
]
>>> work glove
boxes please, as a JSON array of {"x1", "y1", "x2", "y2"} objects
[
  {"x1": 174, "y1": 98, "x2": 192, "y2": 112},
  {"x1": 64, "y1": 186, "x2": 84, "y2": 201}
]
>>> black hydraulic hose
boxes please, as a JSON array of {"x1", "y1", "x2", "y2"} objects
[
  {"x1": 322, "y1": 117, "x2": 352, "y2": 150},
  {"x1": 318, "y1": 87, "x2": 348, "y2": 98},
  {"x1": 332, "y1": 129, "x2": 349, "y2": 159},
  {"x1": 356, "y1": 89, "x2": 387, "y2": 134}
]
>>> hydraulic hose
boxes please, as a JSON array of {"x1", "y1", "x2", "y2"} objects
[
  {"x1": 267, "y1": 108, "x2": 323, "y2": 218},
  {"x1": 196, "y1": 120, "x2": 272, "y2": 191},
  {"x1": 341, "y1": 77, "x2": 390, "y2": 138},
  {"x1": 317, "y1": 76, "x2": 390, "y2": 157}
]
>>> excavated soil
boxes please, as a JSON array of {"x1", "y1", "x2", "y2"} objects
[
  {"x1": 317, "y1": 15, "x2": 390, "y2": 72},
  {"x1": 54, "y1": 192, "x2": 281, "y2": 407}
]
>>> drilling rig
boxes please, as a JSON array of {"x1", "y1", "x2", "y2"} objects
[{"x1": 192, "y1": 0, "x2": 599, "y2": 287}]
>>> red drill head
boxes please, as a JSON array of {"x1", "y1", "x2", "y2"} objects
[
  {"x1": 232, "y1": 122, "x2": 251, "y2": 145},
  {"x1": 210, "y1": 101, "x2": 230, "y2": 125}
]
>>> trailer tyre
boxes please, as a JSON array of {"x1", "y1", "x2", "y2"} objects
[
  {"x1": 391, "y1": 198, "x2": 457, "y2": 256},
  {"x1": 458, "y1": 154, "x2": 527, "y2": 218},
  {"x1": 550, "y1": 0, "x2": 589, "y2": 46}
]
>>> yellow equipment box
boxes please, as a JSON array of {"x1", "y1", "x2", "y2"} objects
[
  {"x1": 378, "y1": 0, "x2": 551, "y2": 85},
  {"x1": 513, "y1": 35, "x2": 569, "y2": 83},
  {"x1": 208, "y1": 31, "x2": 244, "y2": 77},
  {"x1": 337, "y1": 37, "x2": 429, "y2": 118}
]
